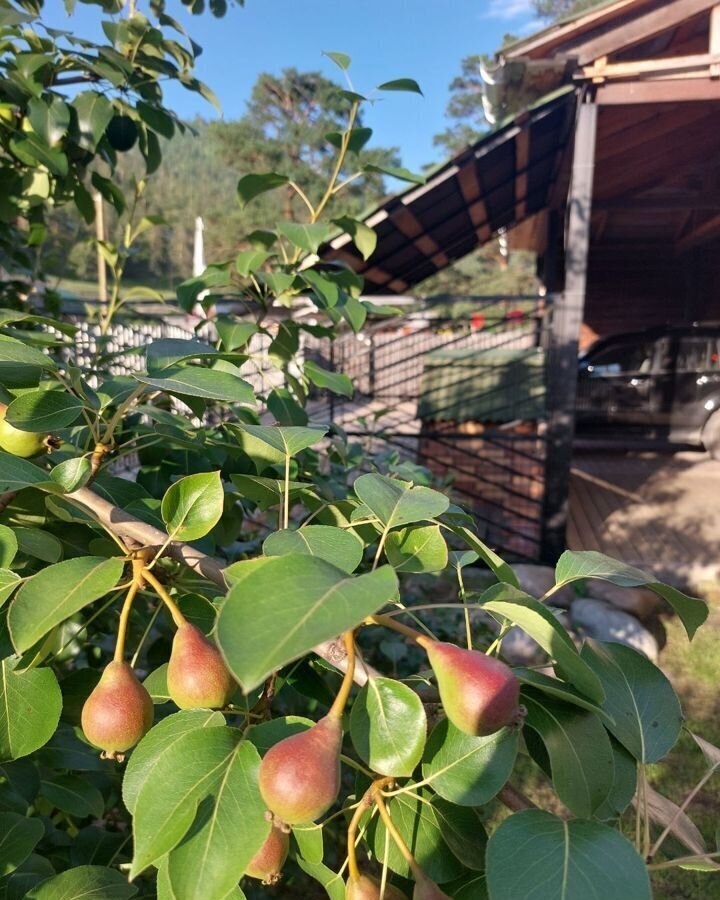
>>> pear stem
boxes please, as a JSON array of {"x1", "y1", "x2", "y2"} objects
[
  {"x1": 113, "y1": 559, "x2": 146, "y2": 663},
  {"x1": 346, "y1": 796, "x2": 367, "y2": 881},
  {"x1": 141, "y1": 567, "x2": 187, "y2": 628},
  {"x1": 329, "y1": 630, "x2": 356, "y2": 719},
  {"x1": 365, "y1": 614, "x2": 429, "y2": 644},
  {"x1": 373, "y1": 790, "x2": 422, "y2": 878}
]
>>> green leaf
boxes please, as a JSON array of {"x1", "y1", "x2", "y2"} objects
[
  {"x1": 325, "y1": 128, "x2": 372, "y2": 154},
  {"x1": 6, "y1": 391, "x2": 83, "y2": 432},
  {"x1": 0, "y1": 453, "x2": 51, "y2": 493},
  {"x1": 431, "y1": 798, "x2": 486, "y2": 870},
  {"x1": 26, "y1": 865, "x2": 138, "y2": 899},
  {"x1": 214, "y1": 320, "x2": 258, "y2": 352},
  {"x1": 263, "y1": 526, "x2": 363, "y2": 573},
  {"x1": 235, "y1": 249, "x2": 273, "y2": 276},
  {"x1": 0, "y1": 525, "x2": 18, "y2": 569},
  {"x1": 350, "y1": 676, "x2": 426, "y2": 776},
  {"x1": 136, "y1": 100, "x2": 175, "y2": 139},
  {"x1": 385, "y1": 524, "x2": 448, "y2": 573},
  {"x1": 276, "y1": 221, "x2": 329, "y2": 254},
  {"x1": 231, "y1": 424, "x2": 327, "y2": 459},
  {"x1": 481, "y1": 584, "x2": 604, "y2": 704},
  {"x1": 218, "y1": 557, "x2": 398, "y2": 691},
  {"x1": 422, "y1": 720, "x2": 518, "y2": 806},
  {"x1": 130, "y1": 726, "x2": 240, "y2": 876},
  {"x1": 377, "y1": 78, "x2": 423, "y2": 95},
  {"x1": 364, "y1": 163, "x2": 425, "y2": 185},
  {"x1": 167, "y1": 741, "x2": 269, "y2": 900},
  {"x1": 523, "y1": 691, "x2": 614, "y2": 817},
  {"x1": 304, "y1": 360, "x2": 352, "y2": 397},
  {"x1": 161, "y1": 471, "x2": 224, "y2": 542},
  {"x1": 14, "y1": 527, "x2": 62, "y2": 563},
  {"x1": 0, "y1": 658, "x2": 61, "y2": 761},
  {"x1": 28, "y1": 96, "x2": 70, "y2": 145},
  {"x1": 444, "y1": 524, "x2": 518, "y2": 586},
  {"x1": 9, "y1": 134, "x2": 67, "y2": 176},
  {"x1": 91, "y1": 172, "x2": 125, "y2": 215},
  {"x1": 230, "y1": 474, "x2": 313, "y2": 511},
  {"x1": 8, "y1": 557, "x2": 124, "y2": 654},
  {"x1": 369, "y1": 786, "x2": 464, "y2": 882},
  {"x1": 40, "y1": 774, "x2": 104, "y2": 819},
  {"x1": 555, "y1": 550, "x2": 707, "y2": 639},
  {"x1": 50, "y1": 457, "x2": 92, "y2": 493},
  {"x1": 331, "y1": 215, "x2": 377, "y2": 260},
  {"x1": 0, "y1": 334, "x2": 56, "y2": 380},
  {"x1": 0, "y1": 570, "x2": 20, "y2": 609},
  {"x1": 486, "y1": 810, "x2": 651, "y2": 900},
  {"x1": 580, "y1": 640, "x2": 682, "y2": 763},
  {"x1": 123, "y1": 710, "x2": 226, "y2": 814},
  {"x1": 237, "y1": 173, "x2": 288, "y2": 208},
  {"x1": 73, "y1": 91, "x2": 114, "y2": 150},
  {"x1": 594, "y1": 738, "x2": 637, "y2": 821},
  {"x1": 515, "y1": 668, "x2": 613, "y2": 723},
  {"x1": 323, "y1": 50, "x2": 351, "y2": 70},
  {"x1": 353, "y1": 473, "x2": 449, "y2": 530},
  {"x1": 146, "y1": 339, "x2": 219, "y2": 373},
  {"x1": 267, "y1": 388, "x2": 308, "y2": 426},
  {"x1": 135, "y1": 366, "x2": 254, "y2": 404},
  {"x1": 292, "y1": 824, "x2": 324, "y2": 865},
  {"x1": 0, "y1": 812, "x2": 44, "y2": 876},
  {"x1": 296, "y1": 859, "x2": 344, "y2": 900}
]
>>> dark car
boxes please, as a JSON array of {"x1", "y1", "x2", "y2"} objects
[{"x1": 576, "y1": 324, "x2": 720, "y2": 458}]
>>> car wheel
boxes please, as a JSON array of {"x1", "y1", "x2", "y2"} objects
[{"x1": 703, "y1": 410, "x2": 720, "y2": 460}]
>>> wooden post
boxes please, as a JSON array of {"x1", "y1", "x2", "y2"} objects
[
  {"x1": 93, "y1": 191, "x2": 107, "y2": 306},
  {"x1": 540, "y1": 99, "x2": 597, "y2": 563}
]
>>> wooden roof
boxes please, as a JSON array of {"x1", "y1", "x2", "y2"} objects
[{"x1": 323, "y1": 90, "x2": 576, "y2": 293}]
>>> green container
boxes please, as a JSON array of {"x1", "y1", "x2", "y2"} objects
[{"x1": 417, "y1": 347, "x2": 546, "y2": 423}]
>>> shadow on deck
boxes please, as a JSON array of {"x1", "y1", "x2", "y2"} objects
[{"x1": 568, "y1": 450, "x2": 720, "y2": 585}]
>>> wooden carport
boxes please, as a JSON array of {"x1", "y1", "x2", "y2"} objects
[{"x1": 322, "y1": 0, "x2": 720, "y2": 562}]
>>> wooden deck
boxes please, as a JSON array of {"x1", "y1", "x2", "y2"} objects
[{"x1": 568, "y1": 451, "x2": 720, "y2": 583}]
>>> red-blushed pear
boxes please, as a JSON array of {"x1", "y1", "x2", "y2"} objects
[
  {"x1": 346, "y1": 873, "x2": 408, "y2": 899},
  {"x1": 413, "y1": 874, "x2": 452, "y2": 900},
  {"x1": 258, "y1": 714, "x2": 343, "y2": 826},
  {"x1": 417, "y1": 637, "x2": 522, "y2": 736},
  {"x1": 245, "y1": 822, "x2": 289, "y2": 884},
  {"x1": 259, "y1": 631, "x2": 357, "y2": 826},
  {"x1": 166, "y1": 622, "x2": 233, "y2": 709},
  {"x1": 81, "y1": 661, "x2": 153, "y2": 760}
]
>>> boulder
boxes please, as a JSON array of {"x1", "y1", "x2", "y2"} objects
[
  {"x1": 500, "y1": 611, "x2": 571, "y2": 667},
  {"x1": 512, "y1": 564, "x2": 576, "y2": 607},
  {"x1": 570, "y1": 598, "x2": 659, "y2": 661},
  {"x1": 584, "y1": 580, "x2": 660, "y2": 621}
]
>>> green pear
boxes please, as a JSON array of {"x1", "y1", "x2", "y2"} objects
[
  {"x1": 346, "y1": 873, "x2": 408, "y2": 899},
  {"x1": 245, "y1": 822, "x2": 289, "y2": 884},
  {"x1": 258, "y1": 715, "x2": 342, "y2": 825},
  {"x1": 0, "y1": 404, "x2": 45, "y2": 458},
  {"x1": 420, "y1": 638, "x2": 521, "y2": 736},
  {"x1": 166, "y1": 622, "x2": 233, "y2": 709},
  {"x1": 81, "y1": 661, "x2": 153, "y2": 760}
]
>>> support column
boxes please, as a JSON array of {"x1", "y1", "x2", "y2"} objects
[{"x1": 540, "y1": 98, "x2": 597, "y2": 563}]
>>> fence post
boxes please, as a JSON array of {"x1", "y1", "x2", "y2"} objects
[{"x1": 540, "y1": 98, "x2": 597, "y2": 564}]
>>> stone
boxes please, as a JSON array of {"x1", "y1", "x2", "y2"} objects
[
  {"x1": 570, "y1": 598, "x2": 659, "y2": 661},
  {"x1": 500, "y1": 611, "x2": 571, "y2": 667},
  {"x1": 512, "y1": 564, "x2": 576, "y2": 608},
  {"x1": 583, "y1": 580, "x2": 660, "y2": 621}
]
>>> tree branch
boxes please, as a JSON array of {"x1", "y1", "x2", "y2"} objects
[{"x1": 68, "y1": 485, "x2": 378, "y2": 684}]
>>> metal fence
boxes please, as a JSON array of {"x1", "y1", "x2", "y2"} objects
[{"x1": 305, "y1": 296, "x2": 553, "y2": 561}]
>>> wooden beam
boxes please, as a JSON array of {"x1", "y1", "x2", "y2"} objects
[
  {"x1": 581, "y1": 52, "x2": 720, "y2": 80},
  {"x1": 390, "y1": 206, "x2": 449, "y2": 268},
  {"x1": 457, "y1": 162, "x2": 492, "y2": 242},
  {"x1": 541, "y1": 100, "x2": 598, "y2": 563},
  {"x1": 594, "y1": 191, "x2": 720, "y2": 210},
  {"x1": 596, "y1": 77, "x2": 720, "y2": 102},
  {"x1": 677, "y1": 211, "x2": 720, "y2": 249},
  {"x1": 596, "y1": 106, "x2": 709, "y2": 163},
  {"x1": 515, "y1": 116, "x2": 530, "y2": 221},
  {"x1": 572, "y1": 0, "x2": 720, "y2": 65}
]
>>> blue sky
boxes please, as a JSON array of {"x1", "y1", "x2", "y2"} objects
[{"x1": 43, "y1": 0, "x2": 541, "y2": 172}]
